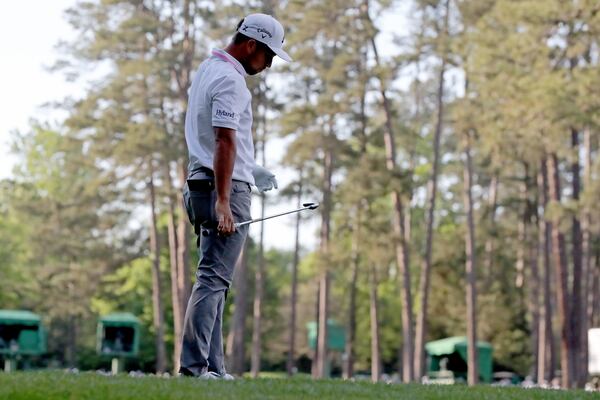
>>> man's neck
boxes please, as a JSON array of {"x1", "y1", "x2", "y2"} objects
[{"x1": 224, "y1": 44, "x2": 244, "y2": 64}]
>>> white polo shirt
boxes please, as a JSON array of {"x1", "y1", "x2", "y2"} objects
[{"x1": 185, "y1": 48, "x2": 255, "y2": 184}]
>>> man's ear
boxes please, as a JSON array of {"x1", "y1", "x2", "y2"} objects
[{"x1": 246, "y1": 39, "x2": 258, "y2": 53}]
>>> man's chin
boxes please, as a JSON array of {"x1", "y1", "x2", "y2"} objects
[
  {"x1": 241, "y1": 62, "x2": 263, "y2": 75},
  {"x1": 245, "y1": 68, "x2": 260, "y2": 75},
  {"x1": 241, "y1": 62, "x2": 258, "y2": 75}
]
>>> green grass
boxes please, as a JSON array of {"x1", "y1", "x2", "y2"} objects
[{"x1": 0, "y1": 371, "x2": 598, "y2": 400}]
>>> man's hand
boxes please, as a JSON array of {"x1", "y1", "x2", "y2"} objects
[
  {"x1": 253, "y1": 164, "x2": 278, "y2": 192},
  {"x1": 215, "y1": 199, "x2": 236, "y2": 236}
]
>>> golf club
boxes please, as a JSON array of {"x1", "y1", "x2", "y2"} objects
[{"x1": 202, "y1": 202, "x2": 319, "y2": 236}]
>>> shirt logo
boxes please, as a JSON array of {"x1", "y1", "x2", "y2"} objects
[{"x1": 216, "y1": 109, "x2": 235, "y2": 119}]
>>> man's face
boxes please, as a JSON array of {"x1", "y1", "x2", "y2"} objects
[{"x1": 241, "y1": 40, "x2": 275, "y2": 75}]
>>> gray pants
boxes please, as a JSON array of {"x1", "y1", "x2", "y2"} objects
[{"x1": 180, "y1": 179, "x2": 251, "y2": 376}]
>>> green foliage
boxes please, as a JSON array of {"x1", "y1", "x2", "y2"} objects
[
  {"x1": 0, "y1": 125, "x2": 138, "y2": 365},
  {"x1": 2, "y1": 0, "x2": 600, "y2": 381}
]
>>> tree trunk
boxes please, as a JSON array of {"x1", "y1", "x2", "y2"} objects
[
  {"x1": 592, "y1": 250, "x2": 600, "y2": 328},
  {"x1": 369, "y1": 265, "x2": 382, "y2": 383},
  {"x1": 287, "y1": 176, "x2": 303, "y2": 376},
  {"x1": 174, "y1": 0, "x2": 194, "y2": 103},
  {"x1": 537, "y1": 160, "x2": 554, "y2": 383},
  {"x1": 570, "y1": 129, "x2": 583, "y2": 387},
  {"x1": 148, "y1": 169, "x2": 167, "y2": 373},
  {"x1": 66, "y1": 314, "x2": 77, "y2": 368},
  {"x1": 366, "y1": 18, "x2": 414, "y2": 382},
  {"x1": 164, "y1": 164, "x2": 183, "y2": 373},
  {"x1": 251, "y1": 194, "x2": 265, "y2": 378},
  {"x1": 176, "y1": 162, "x2": 191, "y2": 326},
  {"x1": 251, "y1": 132, "x2": 268, "y2": 377},
  {"x1": 173, "y1": 118, "x2": 192, "y2": 318},
  {"x1": 226, "y1": 242, "x2": 249, "y2": 375},
  {"x1": 248, "y1": 56, "x2": 270, "y2": 379},
  {"x1": 581, "y1": 128, "x2": 592, "y2": 385},
  {"x1": 316, "y1": 141, "x2": 333, "y2": 378},
  {"x1": 312, "y1": 280, "x2": 320, "y2": 377},
  {"x1": 515, "y1": 164, "x2": 540, "y2": 380},
  {"x1": 515, "y1": 174, "x2": 527, "y2": 290},
  {"x1": 360, "y1": 0, "x2": 414, "y2": 381},
  {"x1": 404, "y1": 160, "x2": 414, "y2": 254},
  {"x1": 343, "y1": 205, "x2": 361, "y2": 380},
  {"x1": 391, "y1": 197, "x2": 413, "y2": 383},
  {"x1": 547, "y1": 153, "x2": 573, "y2": 388},
  {"x1": 173, "y1": 0, "x2": 194, "y2": 340},
  {"x1": 343, "y1": 58, "x2": 369, "y2": 379},
  {"x1": 414, "y1": 0, "x2": 448, "y2": 379},
  {"x1": 484, "y1": 174, "x2": 499, "y2": 285},
  {"x1": 316, "y1": 270, "x2": 330, "y2": 378},
  {"x1": 524, "y1": 165, "x2": 540, "y2": 382},
  {"x1": 463, "y1": 133, "x2": 479, "y2": 386},
  {"x1": 157, "y1": 89, "x2": 184, "y2": 374}
]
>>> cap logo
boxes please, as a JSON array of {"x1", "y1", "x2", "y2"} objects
[{"x1": 241, "y1": 23, "x2": 273, "y2": 39}]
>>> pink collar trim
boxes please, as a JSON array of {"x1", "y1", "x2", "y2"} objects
[{"x1": 211, "y1": 49, "x2": 247, "y2": 77}]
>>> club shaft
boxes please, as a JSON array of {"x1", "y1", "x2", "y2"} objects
[{"x1": 235, "y1": 206, "x2": 312, "y2": 227}]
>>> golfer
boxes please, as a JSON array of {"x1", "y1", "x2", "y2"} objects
[{"x1": 179, "y1": 14, "x2": 291, "y2": 379}]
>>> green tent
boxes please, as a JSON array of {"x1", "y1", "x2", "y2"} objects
[
  {"x1": 425, "y1": 336, "x2": 493, "y2": 383},
  {"x1": 0, "y1": 310, "x2": 46, "y2": 356},
  {"x1": 97, "y1": 313, "x2": 140, "y2": 357}
]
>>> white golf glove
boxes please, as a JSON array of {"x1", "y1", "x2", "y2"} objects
[{"x1": 252, "y1": 164, "x2": 278, "y2": 193}]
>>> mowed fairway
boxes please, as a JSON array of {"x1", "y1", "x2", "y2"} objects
[{"x1": 0, "y1": 372, "x2": 598, "y2": 400}]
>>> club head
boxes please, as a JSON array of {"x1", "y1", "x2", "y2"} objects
[{"x1": 303, "y1": 202, "x2": 320, "y2": 210}]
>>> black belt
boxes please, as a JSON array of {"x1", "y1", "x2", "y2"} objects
[
  {"x1": 187, "y1": 179, "x2": 214, "y2": 192},
  {"x1": 187, "y1": 178, "x2": 249, "y2": 192},
  {"x1": 188, "y1": 167, "x2": 250, "y2": 192},
  {"x1": 187, "y1": 166, "x2": 214, "y2": 192}
]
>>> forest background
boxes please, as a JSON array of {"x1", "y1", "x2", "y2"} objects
[{"x1": 1, "y1": 0, "x2": 599, "y2": 390}]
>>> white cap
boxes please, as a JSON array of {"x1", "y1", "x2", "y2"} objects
[{"x1": 238, "y1": 13, "x2": 292, "y2": 62}]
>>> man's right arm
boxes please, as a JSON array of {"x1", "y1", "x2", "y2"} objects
[{"x1": 213, "y1": 126, "x2": 237, "y2": 236}]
